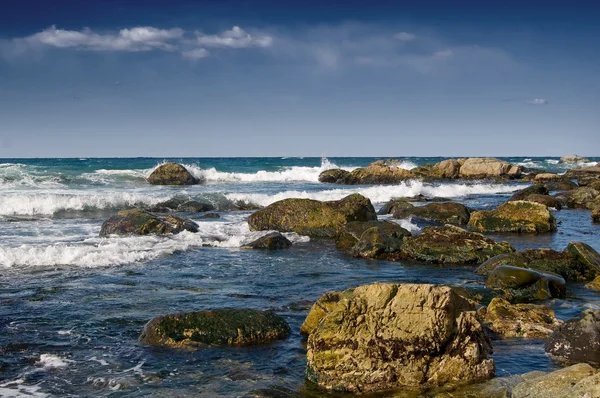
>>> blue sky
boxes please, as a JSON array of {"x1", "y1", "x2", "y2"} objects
[{"x1": 0, "y1": 0, "x2": 598, "y2": 157}]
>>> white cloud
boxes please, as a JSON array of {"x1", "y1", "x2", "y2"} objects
[
  {"x1": 25, "y1": 26, "x2": 184, "y2": 52},
  {"x1": 195, "y1": 26, "x2": 273, "y2": 48},
  {"x1": 182, "y1": 48, "x2": 210, "y2": 60},
  {"x1": 527, "y1": 98, "x2": 548, "y2": 105},
  {"x1": 394, "y1": 32, "x2": 416, "y2": 41},
  {"x1": 432, "y1": 49, "x2": 453, "y2": 58}
]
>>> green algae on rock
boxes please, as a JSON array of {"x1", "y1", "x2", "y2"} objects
[
  {"x1": 147, "y1": 162, "x2": 200, "y2": 185},
  {"x1": 467, "y1": 201, "x2": 557, "y2": 233},
  {"x1": 392, "y1": 202, "x2": 472, "y2": 225},
  {"x1": 486, "y1": 265, "x2": 566, "y2": 303},
  {"x1": 399, "y1": 225, "x2": 514, "y2": 265},
  {"x1": 99, "y1": 208, "x2": 199, "y2": 237},
  {"x1": 140, "y1": 309, "x2": 290, "y2": 348},
  {"x1": 304, "y1": 283, "x2": 494, "y2": 393},
  {"x1": 481, "y1": 298, "x2": 562, "y2": 339},
  {"x1": 335, "y1": 220, "x2": 411, "y2": 259},
  {"x1": 247, "y1": 194, "x2": 376, "y2": 237}
]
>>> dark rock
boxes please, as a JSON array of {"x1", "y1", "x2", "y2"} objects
[
  {"x1": 486, "y1": 265, "x2": 566, "y2": 302},
  {"x1": 565, "y1": 242, "x2": 600, "y2": 280},
  {"x1": 509, "y1": 184, "x2": 549, "y2": 201},
  {"x1": 558, "y1": 186, "x2": 600, "y2": 209},
  {"x1": 546, "y1": 309, "x2": 600, "y2": 366},
  {"x1": 148, "y1": 196, "x2": 189, "y2": 212},
  {"x1": 593, "y1": 208, "x2": 600, "y2": 223},
  {"x1": 140, "y1": 308, "x2": 290, "y2": 347},
  {"x1": 100, "y1": 208, "x2": 199, "y2": 237},
  {"x1": 468, "y1": 201, "x2": 557, "y2": 233},
  {"x1": 335, "y1": 220, "x2": 411, "y2": 259},
  {"x1": 198, "y1": 212, "x2": 220, "y2": 219},
  {"x1": 393, "y1": 202, "x2": 471, "y2": 225},
  {"x1": 377, "y1": 198, "x2": 414, "y2": 215},
  {"x1": 176, "y1": 201, "x2": 215, "y2": 213},
  {"x1": 399, "y1": 225, "x2": 514, "y2": 265},
  {"x1": 147, "y1": 162, "x2": 200, "y2": 185},
  {"x1": 318, "y1": 169, "x2": 350, "y2": 184},
  {"x1": 243, "y1": 232, "x2": 292, "y2": 250},
  {"x1": 248, "y1": 194, "x2": 376, "y2": 237}
]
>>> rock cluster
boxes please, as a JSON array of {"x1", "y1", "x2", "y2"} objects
[{"x1": 100, "y1": 208, "x2": 198, "y2": 237}]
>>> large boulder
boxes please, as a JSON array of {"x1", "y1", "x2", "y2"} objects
[
  {"x1": 335, "y1": 220, "x2": 411, "y2": 259},
  {"x1": 480, "y1": 298, "x2": 561, "y2": 338},
  {"x1": 486, "y1": 265, "x2": 566, "y2": 303},
  {"x1": 559, "y1": 186, "x2": 600, "y2": 209},
  {"x1": 467, "y1": 201, "x2": 557, "y2": 233},
  {"x1": 147, "y1": 162, "x2": 200, "y2": 185},
  {"x1": 593, "y1": 208, "x2": 600, "y2": 223},
  {"x1": 458, "y1": 158, "x2": 522, "y2": 179},
  {"x1": 559, "y1": 154, "x2": 590, "y2": 164},
  {"x1": 545, "y1": 309, "x2": 600, "y2": 366},
  {"x1": 565, "y1": 242, "x2": 600, "y2": 280},
  {"x1": 430, "y1": 159, "x2": 461, "y2": 179},
  {"x1": 393, "y1": 202, "x2": 471, "y2": 225},
  {"x1": 99, "y1": 208, "x2": 198, "y2": 237},
  {"x1": 343, "y1": 159, "x2": 414, "y2": 184},
  {"x1": 247, "y1": 194, "x2": 376, "y2": 237},
  {"x1": 318, "y1": 169, "x2": 350, "y2": 184},
  {"x1": 509, "y1": 184, "x2": 548, "y2": 201},
  {"x1": 242, "y1": 232, "x2": 292, "y2": 250},
  {"x1": 399, "y1": 225, "x2": 514, "y2": 265},
  {"x1": 304, "y1": 283, "x2": 494, "y2": 393},
  {"x1": 139, "y1": 309, "x2": 290, "y2": 348}
]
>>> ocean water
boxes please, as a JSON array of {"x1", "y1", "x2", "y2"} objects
[{"x1": 0, "y1": 156, "x2": 599, "y2": 397}]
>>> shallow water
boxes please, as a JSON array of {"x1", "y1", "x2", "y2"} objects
[{"x1": 1, "y1": 157, "x2": 599, "y2": 397}]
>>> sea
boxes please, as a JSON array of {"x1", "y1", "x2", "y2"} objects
[{"x1": 0, "y1": 156, "x2": 599, "y2": 397}]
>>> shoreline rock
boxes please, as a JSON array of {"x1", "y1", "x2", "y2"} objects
[
  {"x1": 335, "y1": 220, "x2": 411, "y2": 259},
  {"x1": 559, "y1": 154, "x2": 590, "y2": 164},
  {"x1": 545, "y1": 309, "x2": 600, "y2": 366},
  {"x1": 467, "y1": 201, "x2": 557, "y2": 234},
  {"x1": 100, "y1": 208, "x2": 199, "y2": 237},
  {"x1": 304, "y1": 283, "x2": 494, "y2": 393},
  {"x1": 140, "y1": 309, "x2": 290, "y2": 348},
  {"x1": 486, "y1": 265, "x2": 566, "y2": 302},
  {"x1": 392, "y1": 202, "x2": 471, "y2": 225},
  {"x1": 147, "y1": 162, "x2": 201, "y2": 185},
  {"x1": 247, "y1": 194, "x2": 376, "y2": 237},
  {"x1": 242, "y1": 232, "x2": 292, "y2": 250},
  {"x1": 480, "y1": 298, "x2": 562, "y2": 338}
]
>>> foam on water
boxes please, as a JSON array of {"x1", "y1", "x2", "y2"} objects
[
  {"x1": 0, "y1": 379, "x2": 49, "y2": 398},
  {"x1": 225, "y1": 180, "x2": 520, "y2": 207},
  {"x1": 36, "y1": 354, "x2": 73, "y2": 370}
]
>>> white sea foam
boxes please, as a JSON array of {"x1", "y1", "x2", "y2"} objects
[
  {"x1": 0, "y1": 379, "x2": 49, "y2": 398},
  {"x1": 0, "y1": 220, "x2": 309, "y2": 267},
  {"x1": 36, "y1": 354, "x2": 73, "y2": 369},
  {"x1": 225, "y1": 180, "x2": 520, "y2": 207}
]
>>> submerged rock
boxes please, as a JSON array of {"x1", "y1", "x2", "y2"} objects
[
  {"x1": 147, "y1": 162, "x2": 200, "y2": 185},
  {"x1": 242, "y1": 232, "x2": 292, "y2": 250},
  {"x1": 139, "y1": 309, "x2": 290, "y2": 347},
  {"x1": 486, "y1": 265, "x2": 566, "y2": 303},
  {"x1": 467, "y1": 201, "x2": 557, "y2": 234},
  {"x1": 99, "y1": 209, "x2": 198, "y2": 237},
  {"x1": 593, "y1": 208, "x2": 600, "y2": 223},
  {"x1": 335, "y1": 220, "x2": 410, "y2": 259},
  {"x1": 559, "y1": 154, "x2": 590, "y2": 164},
  {"x1": 304, "y1": 283, "x2": 494, "y2": 393},
  {"x1": 399, "y1": 225, "x2": 514, "y2": 265},
  {"x1": 481, "y1": 298, "x2": 562, "y2": 338},
  {"x1": 392, "y1": 202, "x2": 471, "y2": 225},
  {"x1": 545, "y1": 309, "x2": 600, "y2": 366},
  {"x1": 247, "y1": 194, "x2": 376, "y2": 237}
]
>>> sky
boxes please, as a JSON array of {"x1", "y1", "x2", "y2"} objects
[{"x1": 0, "y1": 0, "x2": 598, "y2": 158}]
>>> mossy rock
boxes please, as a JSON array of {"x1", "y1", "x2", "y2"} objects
[
  {"x1": 586, "y1": 276, "x2": 600, "y2": 292},
  {"x1": 139, "y1": 309, "x2": 290, "y2": 347},
  {"x1": 242, "y1": 232, "x2": 292, "y2": 250},
  {"x1": 393, "y1": 202, "x2": 471, "y2": 225},
  {"x1": 560, "y1": 187, "x2": 600, "y2": 209},
  {"x1": 486, "y1": 265, "x2": 566, "y2": 303},
  {"x1": 247, "y1": 194, "x2": 376, "y2": 237},
  {"x1": 335, "y1": 220, "x2": 411, "y2": 258},
  {"x1": 468, "y1": 201, "x2": 557, "y2": 234},
  {"x1": 147, "y1": 162, "x2": 200, "y2": 185},
  {"x1": 318, "y1": 169, "x2": 350, "y2": 184},
  {"x1": 100, "y1": 208, "x2": 199, "y2": 237},
  {"x1": 482, "y1": 297, "x2": 562, "y2": 338},
  {"x1": 377, "y1": 198, "x2": 415, "y2": 215},
  {"x1": 592, "y1": 208, "x2": 600, "y2": 223},
  {"x1": 476, "y1": 253, "x2": 529, "y2": 276},
  {"x1": 544, "y1": 180, "x2": 579, "y2": 191},
  {"x1": 509, "y1": 184, "x2": 549, "y2": 201},
  {"x1": 516, "y1": 194, "x2": 562, "y2": 209},
  {"x1": 148, "y1": 196, "x2": 190, "y2": 212},
  {"x1": 565, "y1": 242, "x2": 600, "y2": 280},
  {"x1": 176, "y1": 201, "x2": 215, "y2": 212},
  {"x1": 399, "y1": 225, "x2": 514, "y2": 265}
]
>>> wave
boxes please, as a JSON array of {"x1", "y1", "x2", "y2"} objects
[
  {"x1": 225, "y1": 180, "x2": 520, "y2": 207},
  {"x1": 0, "y1": 220, "x2": 309, "y2": 267}
]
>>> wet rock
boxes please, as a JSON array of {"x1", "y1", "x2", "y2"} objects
[
  {"x1": 393, "y1": 202, "x2": 471, "y2": 225},
  {"x1": 242, "y1": 232, "x2": 292, "y2": 250},
  {"x1": 565, "y1": 242, "x2": 600, "y2": 280},
  {"x1": 139, "y1": 309, "x2": 290, "y2": 347},
  {"x1": 318, "y1": 169, "x2": 350, "y2": 184},
  {"x1": 300, "y1": 291, "x2": 345, "y2": 337},
  {"x1": 593, "y1": 208, "x2": 600, "y2": 223},
  {"x1": 559, "y1": 186, "x2": 600, "y2": 209},
  {"x1": 467, "y1": 201, "x2": 557, "y2": 234},
  {"x1": 232, "y1": 200, "x2": 263, "y2": 211},
  {"x1": 430, "y1": 159, "x2": 461, "y2": 179},
  {"x1": 511, "y1": 363, "x2": 599, "y2": 398},
  {"x1": 544, "y1": 180, "x2": 579, "y2": 191},
  {"x1": 559, "y1": 154, "x2": 590, "y2": 164},
  {"x1": 486, "y1": 265, "x2": 566, "y2": 303},
  {"x1": 100, "y1": 208, "x2": 199, "y2": 237},
  {"x1": 304, "y1": 283, "x2": 494, "y2": 393},
  {"x1": 399, "y1": 225, "x2": 514, "y2": 265},
  {"x1": 586, "y1": 276, "x2": 600, "y2": 292},
  {"x1": 508, "y1": 184, "x2": 548, "y2": 201},
  {"x1": 565, "y1": 165, "x2": 600, "y2": 186},
  {"x1": 198, "y1": 212, "x2": 220, "y2": 219},
  {"x1": 475, "y1": 253, "x2": 529, "y2": 276},
  {"x1": 343, "y1": 159, "x2": 414, "y2": 184},
  {"x1": 147, "y1": 162, "x2": 200, "y2": 185},
  {"x1": 335, "y1": 220, "x2": 410, "y2": 258},
  {"x1": 248, "y1": 194, "x2": 376, "y2": 237},
  {"x1": 545, "y1": 309, "x2": 600, "y2": 366},
  {"x1": 176, "y1": 201, "x2": 215, "y2": 213},
  {"x1": 377, "y1": 198, "x2": 415, "y2": 215},
  {"x1": 481, "y1": 298, "x2": 562, "y2": 338},
  {"x1": 458, "y1": 158, "x2": 522, "y2": 179},
  {"x1": 148, "y1": 196, "x2": 189, "y2": 212},
  {"x1": 533, "y1": 173, "x2": 564, "y2": 183}
]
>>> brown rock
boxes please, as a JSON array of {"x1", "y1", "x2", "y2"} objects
[{"x1": 482, "y1": 298, "x2": 562, "y2": 338}]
